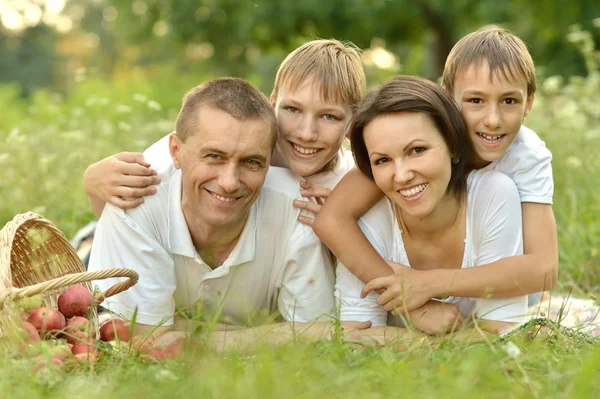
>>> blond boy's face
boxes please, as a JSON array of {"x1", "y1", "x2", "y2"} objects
[
  {"x1": 452, "y1": 62, "x2": 534, "y2": 166},
  {"x1": 271, "y1": 78, "x2": 352, "y2": 178}
]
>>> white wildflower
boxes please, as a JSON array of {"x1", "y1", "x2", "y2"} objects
[
  {"x1": 503, "y1": 341, "x2": 521, "y2": 359},
  {"x1": 118, "y1": 121, "x2": 132, "y2": 132},
  {"x1": 115, "y1": 104, "x2": 132, "y2": 113},
  {"x1": 155, "y1": 369, "x2": 179, "y2": 382},
  {"x1": 542, "y1": 76, "x2": 563, "y2": 95},
  {"x1": 566, "y1": 156, "x2": 583, "y2": 169},
  {"x1": 133, "y1": 93, "x2": 147, "y2": 103},
  {"x1": 147, "y1": 100, "x2": 162, "y2": 111}
]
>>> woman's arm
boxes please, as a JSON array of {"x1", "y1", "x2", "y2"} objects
[
  {"x1": 84, "y1": 152, "x2": 160, "y2": 218},
  {"x1": 312, "y1": 168, "x2": 390, "y2": 283}
]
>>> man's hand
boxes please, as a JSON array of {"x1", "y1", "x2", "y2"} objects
[
  {"x1": 84, "y1": 152, "x2": 161, "y2": 211},
  {"x1": 408, "y1": 301, "x2": 465, "y2": 336},
  {"x1": 293, "y1": 180, "x2": 332, "y2": 227},
  {"x1": 361, "y1": 261, "x2": 436, "y2": 313}
]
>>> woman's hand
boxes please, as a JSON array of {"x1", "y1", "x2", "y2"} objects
[
  {"x1": 84, "y1": 152, "x2": 161, "y2": 211},
  {"x1": 293, "y1": 180, "x2": 332, "y2": 226},
  {"x1": 407, "y1": 301, "x2": 465, "y2": 336},
  {"x1": 361, "y1": 261, "x2": 438, "y2": 313}
]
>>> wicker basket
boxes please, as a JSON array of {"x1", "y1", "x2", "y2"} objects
[{"x1": 0, "y1": 212, "x2": 139, "y2": 344}]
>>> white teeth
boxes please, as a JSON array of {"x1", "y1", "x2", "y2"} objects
[
  {"x1": 399, "y1": 183, "x2": 427, "y2": 198},
  {"x1": 292, "y1": 143, "x2": 320, "y2": 155},
  {"x1": 478, "y1": 133, "x2": 505, "y2": 143},
  {"x1": 213, "y1": 194, "x2": 237, "y2": 202}
]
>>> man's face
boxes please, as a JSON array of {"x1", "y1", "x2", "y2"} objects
[
  {"x1": 272, "y1": 78, "x2": 352, "y2": 177},
  {"x1": 452, "y1": 62, "x2": 534, "y2": 166},
  {"x1": 170, "y1": 106, "x2": 273, "y2": 230}
]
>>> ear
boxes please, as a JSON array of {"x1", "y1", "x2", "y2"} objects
[
  {"x1": 169, "y1": 133, "x2": 182, "y2": 169},
  {"x1": 523, "y1": 93, "x2": 535, "y2": 118},
  {"x1": 269, "y1": 93, "x2": 277, "y2": 110}
]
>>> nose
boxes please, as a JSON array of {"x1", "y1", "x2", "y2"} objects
[
  {"x1": 217, "y1": 163, "x2": 241, "y2": 193},
  {"x1": 483, "y1": 103, "x2": 502, "y2": 130},
  {"x1": 297, "y1": 115, "x2": 318, "y2": 142},
  {"x1": 393, "y1": 159, "x2": 415, "y2": 186}
]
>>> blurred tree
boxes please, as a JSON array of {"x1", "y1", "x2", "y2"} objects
[{"x1": 109, "y1": 0, "x2": 600, "y2": 80}]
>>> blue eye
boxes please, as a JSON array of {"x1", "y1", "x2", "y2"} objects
[
  {"x1": 286, "y1": 106, "x2": 299, "y2": 113},
  {"x1": 323, "y1": 114, "x2": 337, "y2": 121}
]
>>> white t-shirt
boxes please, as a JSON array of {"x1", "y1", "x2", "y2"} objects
[
  {"x1": 485, "y1": 125, "x2": 553, "y2": 204},
  {"x1": 335, "y1": 169, "x2": 529, "y2": 326},
  {"x1": 88, "y1": 165, "x2": 335, "y2": 326}
]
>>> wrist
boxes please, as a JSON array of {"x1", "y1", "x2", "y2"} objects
[{"x1": 423, "y1": 269, "x2": 449, "y2": 299}]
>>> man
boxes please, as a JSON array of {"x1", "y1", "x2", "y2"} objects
[{"x1": 88, "y1": 78, "x2": 336, "y2": 345}]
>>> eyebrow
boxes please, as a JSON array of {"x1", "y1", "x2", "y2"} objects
[
  {"x1": 282, "y1": 99, "x2": 346, "y2": 114},
  {"x1": 201, "y1": 148, "x2": 268, "y2": 164},
  {"x1": 463, "y1": 90, "x2": 524, "y2": 97}
]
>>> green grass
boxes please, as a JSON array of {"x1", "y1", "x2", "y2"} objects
[{"x1": 1, "y1": 27, "x2": 599, "y2": 398}]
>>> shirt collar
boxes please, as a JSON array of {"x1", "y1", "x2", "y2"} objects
[{"x1": 167, "y1": 169, "x2": 257, "y2": 266}]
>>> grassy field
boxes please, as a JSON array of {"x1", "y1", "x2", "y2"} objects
[{"x1": 1, "y1": 30, "x2": 599, "y2": 397}]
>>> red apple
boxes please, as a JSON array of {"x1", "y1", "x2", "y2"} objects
[
  {"x1": 143, "y1": 347, "x2": 167, "y2": 362},
  {"x1": 64, "y1": 316, "x2": 96, "y2": 344},
  {"x1": 20, "y1": 312, "x2": 30, "y2": 321},
  {"x1": 164, "y1": 341, "x2": 183, "y2": 359},
  {"x1": 75, "y1": 352, "x2": 97, "y2": 363},
  {"x1": 21, "y1": 321, "x2": 40, "y2": 341},
  {"x1": 71, "y1": 339, "x2": 98, "y2": 355},
  {"x1": 57, "y1": 285, "x2": 93, "y2": 318},
  {"x1": 28, "y1": 307, "x2": 66, "y2": 338},
  {"x1": 99, "y1": 319, "x2": 130, "y2": 342}
]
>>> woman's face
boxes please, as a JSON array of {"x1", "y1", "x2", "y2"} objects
[{"x1": 364, "y1": 112, "x2": 453, "y2": 219}]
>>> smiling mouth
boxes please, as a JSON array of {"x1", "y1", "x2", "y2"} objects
[
  {"x1": 290, "y1": 141, "x2": 322, "y2": 156},
  {"x1": 206, "y1": 190, "x2": 241, "y2": 203},
  {"x1": 399, "y1": 183, "x2": 428, "y2": 198},
  {"x1": 476, "y1": 133, "x2": 506, "y2": 144}
]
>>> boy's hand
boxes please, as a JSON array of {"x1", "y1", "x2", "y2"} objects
[
  {"x1": 293, "y1": 180, "x2": 332, "y2": 226},
  {"x1": 408, "y1": 301, "x2": 465, "y2": 336},
  {"x1": 361, "y1": 261, "x2": 436, "y2": 313},
  {"x1": 84, "y1": 152, "x2": 161, "y2": 210}
]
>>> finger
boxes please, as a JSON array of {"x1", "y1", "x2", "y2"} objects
[
  {"x1": 293, "y1": 200, "x2": 322, "y2": 215},
  {"x1": 107, "y1": 196, "x2": 145, "y2": 210},
  {"x1": 361, "y1": 277, "x2": 393, "y2": 298},
  {"x1": 112, "y1": 185, "x2": 157, "y2": 200},
  {"x1": 297, "y1": 215, "x2": 314, "y2": 227},
  {"x1": 315, "y1": 197, "x2": 326, "y2": 206},
  {"x1": 117, "y1": 161, "x2": 159, "y2": 177},
  {"x1": 301, "y1": 187, "x2": 332, "y2": 199},
  {"x1": 121, "y1": 174, "x2": 161, "y2": 189},
  {"x1": 116, "y1": 152, "x2": 152, "y2": 167}
]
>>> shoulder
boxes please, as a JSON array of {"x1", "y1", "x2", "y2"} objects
[
  {"x1": 497, "y1": 126, "x2": 552, "y2": 169},
  {"x1": 468, "y1": 169, "x2": 520, "y2": 211},
  {"x1": 357, "y1": 198, "x2": 395, "y2": 257},
  {"x1": 143, "y1": 133, "x2": 176, "y2": 179}
]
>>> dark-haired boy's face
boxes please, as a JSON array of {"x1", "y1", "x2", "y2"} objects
[
  {"x1": 271, "y1": 79, "x2": 351, "y2": 177},
  {"x1": 453, "y1": 63, "x2": 534, "y2": 166}
]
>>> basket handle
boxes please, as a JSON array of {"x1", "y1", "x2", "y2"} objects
[{"x1": 0, "y1": 268, "x2": 139, "y2": 309}]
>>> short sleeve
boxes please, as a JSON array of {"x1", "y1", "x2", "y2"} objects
[
  {"x1": 88, "y1": 204, "x2": 177, "y2": 326},
  {"x1": 469, "y1": 171, "x2": 528, "y2": 322},
  {"x1": 492, "y1": 128, "x2": 554, "y2": 204}
]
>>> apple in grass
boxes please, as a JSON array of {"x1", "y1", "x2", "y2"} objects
[
  {"x1": 64, "y1": 316, "x2": 96, "y2": 344},
  {"x1": 57, "y1": 285, "x2": 93, "y2": 318},
  {"x1": 99, "y1": 319, "x2": 131, "y2": 342},
  {"x1": 28, "y1": 307, "x2": 66, "y2": 338},
  {"x1": 21, "y1": 321, "x2": 41, "y2": 341},
  {"x1": 71, "y1": 339, "x2": 99, "y2": 356}
]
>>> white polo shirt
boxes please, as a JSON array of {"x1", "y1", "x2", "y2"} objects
[
  {"x1": 88, "y1": 165, "x2": 335, "y2": 326},
  {"x1": 485, "y1": 125, "x2": 554, "y2": 204}
]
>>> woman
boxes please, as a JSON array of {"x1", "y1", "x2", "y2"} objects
[{"x1": 336, "y1": 76, "x2": 528, "y2": 334}]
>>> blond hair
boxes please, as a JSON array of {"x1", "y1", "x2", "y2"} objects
[
  {"x1": 271, "y1": 39, "x2": 366, "y2": 108},
  {"x1": 442, "y1": 26, "x2": 536, "y2": 97}
]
